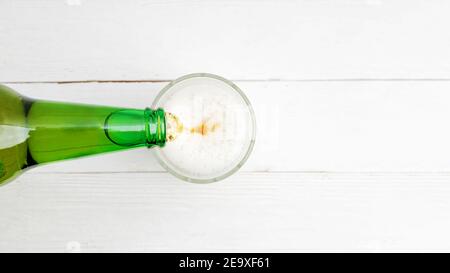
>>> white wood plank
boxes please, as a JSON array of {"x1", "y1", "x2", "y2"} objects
[
  {"x1": 1, "y1": 0, "x2": 450, "y2": 81},
  {"x1": 6, "y1": 81, "x2": 450, "y2": 174},
  {"x1": 2, "y1": 172, "x2": 450, "y2": 252}
]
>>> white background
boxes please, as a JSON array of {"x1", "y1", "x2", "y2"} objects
[{"x1": 1, "y1": 0, "x2": 450, "y2": 252}]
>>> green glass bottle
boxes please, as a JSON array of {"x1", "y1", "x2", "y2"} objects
[{"x1": 0, "y1": 84, "x2": 166, "y2": 185}]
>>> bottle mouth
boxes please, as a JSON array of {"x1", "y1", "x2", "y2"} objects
[{"x1": 145, "y1": 108, "x2": 166, "y2": 148}]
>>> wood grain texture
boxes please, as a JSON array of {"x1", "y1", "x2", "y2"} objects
[
  {"x1": 2, "y1": 0, "x2": 450, "y2": 252},
  {"x1": 8, "y1": 81, "x2": 450, "y2": 174},
  {"x1": 2, "y1": 172, "x2": 450, "y2": 252},
  {"x1": 1, "y1": 0, "x2": 450, "y2": 81}
]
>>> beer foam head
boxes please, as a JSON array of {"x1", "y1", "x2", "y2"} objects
[{"x1": 153, "y1": 74, "x2": 256, "y2": 183}]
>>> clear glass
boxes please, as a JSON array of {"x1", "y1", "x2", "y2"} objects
[{"x1": 152, "y1": 73, "x2": 256, "y2": 183}]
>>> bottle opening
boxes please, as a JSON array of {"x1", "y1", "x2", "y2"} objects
[{"x1": 104, "y1": 108, "x2": 166, "y2": 148}]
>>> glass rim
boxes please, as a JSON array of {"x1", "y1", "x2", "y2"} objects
[{"x1": 151, "y1": 73, "x2": 256, "y2": 183}]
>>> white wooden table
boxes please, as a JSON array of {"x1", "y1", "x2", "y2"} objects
[{"x1": 2, "y1": 0, "x2": 450, "y2": 252}]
